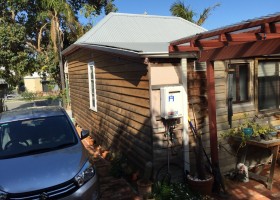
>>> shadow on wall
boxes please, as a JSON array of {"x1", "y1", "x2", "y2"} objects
[
  {"x1": 94, "y1": 55, "x2": 148, "y2": 87},
  {"x1": 92, "y1": 105, "x2": 153, "y2": 173}
]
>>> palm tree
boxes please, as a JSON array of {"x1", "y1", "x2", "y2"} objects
[{"x1": 170, "y1": 0, "x2": 220, "y2": 26}]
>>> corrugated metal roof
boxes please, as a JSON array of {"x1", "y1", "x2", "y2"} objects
[{"x1": 74, "y1": 12, "x2": 206, "y2": 54}]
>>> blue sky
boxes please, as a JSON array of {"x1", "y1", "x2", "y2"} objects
[{"x1": 80, "y1": 0, "x2": 280, "y2": 30}]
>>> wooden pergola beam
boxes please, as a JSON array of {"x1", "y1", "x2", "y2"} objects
[
  {"x1": 170, "y1": 33, "x2": 280, "y2": 51},
  {"x1": 169, "y1": 45, "x2": 200, "y2": 52},
  {"x1": 170, "y1": 15, "x2": 280, "y2": 46},
  {"x1": 199, "y1": 37, "x2": 280, "y2": 62}
]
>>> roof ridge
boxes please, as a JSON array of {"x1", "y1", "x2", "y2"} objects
[
  {"x1": 75, "y1": 13, "x2": 115, "y2": 44},
  {"x1": 69, "y1": 12, "x2": 207, "y2": 55}
]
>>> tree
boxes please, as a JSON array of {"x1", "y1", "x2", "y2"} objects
[
  {"x1": 170, "y1": 0, "x2": 220, "y2": 26},
  {"x1": 0, "y1": 1, "x2": 36, "y2": 87},
  {"x1": 0, "y1": 0, "x2": 118, "y2": 88},
  {"x1": 0, "y1": 22, "x2": 36, "y2": 87}
]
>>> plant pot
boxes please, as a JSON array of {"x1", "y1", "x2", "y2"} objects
[
  {"x1": 269, "y1": 131, "x2": 277, "y2": 137},
  {"x1": 137, "y1": 179, "x2": 152, "y2": 198},
  {"x1": 187, "y1": 175, "x2": 214, "y2": 195},
  {"x1": 243, "y1": 128, "x2": 253, "y2": 137}
]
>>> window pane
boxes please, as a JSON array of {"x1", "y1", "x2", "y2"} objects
[
  {"x1": 258, "y1": 62, "x2": 279, "y2": 110},
  {"x1": 88, "y1": 63, "x2": 97, "y2": 111},
  {"x1": 90, "y1": 66, "x2": 94, "y2": 79},
  {"x1": 239, "y1": 66, "x2": 249, "y2": 101},
  {"x1": 228, "y1": 64, "x2": 249, "y2": 103},
  {"x1": 92, "y1": 98, "x2": 95, "y2": 108},
  {"x1": 228, "y1": 71, "x2": 237, "y2": 101},
  {"x1": 258, "y1": 77, "x2": 278, "y2": 110}
]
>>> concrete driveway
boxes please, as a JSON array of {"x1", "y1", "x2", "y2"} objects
[{"x1": 5, "y1": 99, "x2": 61, "y2": 110}]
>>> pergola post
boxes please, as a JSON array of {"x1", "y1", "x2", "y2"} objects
[{"x1": 206, "y1": 60, "x2": 219, "y2": 164}]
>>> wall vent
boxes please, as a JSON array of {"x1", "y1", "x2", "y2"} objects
[{"x1": 194, "y1": 61, "x2": 206, "y2": 71}]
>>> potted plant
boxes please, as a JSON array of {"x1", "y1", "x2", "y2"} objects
[
  {"x1": 222, "y1": 114, "x2": 276, "y2": 148},
  {"x1": 137, "y1": 162, "x2": 153, "y2": 199},
  {"x1": 187, "y1": 119, "x2": 214, "y2": 195}
]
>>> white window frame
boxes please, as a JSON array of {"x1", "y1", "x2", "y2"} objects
[{"x1": 88, "y1": 62, "x2": 97, "y2": 112}]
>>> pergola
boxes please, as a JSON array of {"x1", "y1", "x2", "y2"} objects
[{"x1": 169, "y1": 13, "x2": 280, "y2": 168}]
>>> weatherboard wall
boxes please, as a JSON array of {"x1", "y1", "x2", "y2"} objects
[
  {"x1": 64, "y1": 49, "x2": 274, "y2": 176},
  {"x1": 65, "y1": 48, "x2": 152, "y2": 170},
  {"x1": 148, "y1": 58, "x2": 212, "y2": 176},
  {"x1": 214, "y1": 59, "x2": 280, "y2": 172}
]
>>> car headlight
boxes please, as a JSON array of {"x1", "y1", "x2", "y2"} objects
[
  {"x1": 75, "y1": 161, "x2": 95, "y2": 187},
  {"x1": 0, "y1": 191, "x2": 7, "y2": 200}
]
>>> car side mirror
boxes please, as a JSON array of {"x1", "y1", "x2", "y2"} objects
[{"x1": 80, "y1": 130, "x2": 89, "y2": 140}]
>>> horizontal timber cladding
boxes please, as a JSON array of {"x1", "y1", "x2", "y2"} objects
[
  {"x1": 213, "y1": 60, "x2": 279, "y2": 174},
  {"x1": 212, "y1": 61, "x2": 240, "y2": 173},
  {"x1": 66, "y1": 48, "x2": 152, "y2": 170}
]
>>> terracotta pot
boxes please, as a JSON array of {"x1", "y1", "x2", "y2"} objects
[
  {"x1": 187, "y1": 175, "x2": 214, "y2": 195},
  {"x1": 137, "y1": 180, "x2": 152, "y2": 198},
  {"x1": 101, "y1": 150, "x2": 110, "y2": 159},
  {"x1": 87, "y1": 137, "x2": 94, "y2": 146}
]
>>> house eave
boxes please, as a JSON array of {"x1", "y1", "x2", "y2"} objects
[
  {"x1": 62, "y1": 43, "x2": 141, "y2": 58},
  {"x1": 63, "y1": 43, "x2": 198, "y2": 59},
  {"x1": 139, "y1": 51, "x2": 198, "y2": 58}
]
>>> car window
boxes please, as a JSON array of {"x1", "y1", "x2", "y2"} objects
[{"x1": 0, "y1": 116, "x2": 78, "y2": 158}]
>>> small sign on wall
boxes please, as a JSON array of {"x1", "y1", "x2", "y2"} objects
[{"x1": 160, "y1": 86, "x2": 183, "y2": 119}]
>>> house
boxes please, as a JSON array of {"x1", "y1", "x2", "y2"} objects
[
  {"x1": 62, "y1": 12, "x2": 207, "y2": 175},
  {"x1": 23, "y1": 72, "x2": 44, "y2": 93},
  {"x1": 169, "y1": 13, "x2": 280, "y2": 173},
  {"x1": 24, "y1": 72, "x2": 59, "y2": 93}
]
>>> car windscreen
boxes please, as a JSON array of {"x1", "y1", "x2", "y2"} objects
[{"x1": 0, "y1": 115, "x2": 78, "y2": 159}]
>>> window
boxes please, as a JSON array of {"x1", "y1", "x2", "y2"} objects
[
  {"x1": 0, "y1": 116, "x2": 77, "y2": 158},
  {"x1": 258, "y1": 61, "x2": 280, "y2": 110},
  {"x1": 88, "y1": 62, "x2": 97, "y2": 111},
  {"x1": 228, "y1": 64, "x2": 249, "y2": 103}
]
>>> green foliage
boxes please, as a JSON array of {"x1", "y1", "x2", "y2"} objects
[
  {"x1": 21, "y1": 91, "x2": 38, "y2": 102},
  {"x1": 222, "y1": 114, "x2": 276, "y2": 147},
  {"x1": 170, "y1": 1, "x2": 195, "y2": 23},
  {"x1": 152, "y1": 182, "x2": 209, "y2": 200},
  {"x1": 0, "y1": 0, "x2": 118, "y2": 88},
  {"x1": 170, "y1": 0, "x2": 220, "y2": 26},
  {"x1": 0, "y1": 21, "x2": 36, "y2": 86}
]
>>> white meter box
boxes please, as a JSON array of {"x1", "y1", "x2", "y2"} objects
[{"x1": 160, "y1": 86, "x2": 183, "y2": 119}]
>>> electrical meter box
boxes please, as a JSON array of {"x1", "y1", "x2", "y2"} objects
[{"x1": 160, "y1": 86, "x2": 183, "y2": 119}]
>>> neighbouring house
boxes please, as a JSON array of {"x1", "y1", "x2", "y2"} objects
[
  {"x1": 24, "y1": 72, "x2": 43, "y2": 93},
  {"x1": 24, "y1": 72, "x2": 59, "y2": 93},
  {"x1": 62, "y1": 12, "x2": 207, "y2": 175},
  {"x1": 169, "y1": 13, "x2": 280, "y2": 173}
]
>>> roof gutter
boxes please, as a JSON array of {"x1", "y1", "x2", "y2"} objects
[
  {"x1": 139, "y1": 51, "x2": 198, "y2": 58},
  {"x1": 62, "y1": 43, "x2": 141, "y2": 58},
  {"x1": 62, "y1": 43, "x2": 199, "y2": 59}
]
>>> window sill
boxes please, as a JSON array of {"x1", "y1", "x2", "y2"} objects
[
  {"x1": 258, "y1": 110, "x2": 280, "y2": 117},
  {"x1": 232, "y1": 102, "x2": 254, "y2": 112},
  {"x1": 89, "y1": 107, "x2": 97, "y2": 112}
]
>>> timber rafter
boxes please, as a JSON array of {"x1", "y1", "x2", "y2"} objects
[{"x1": 169, "y1": 14, "x2": 280, "y2": 54}]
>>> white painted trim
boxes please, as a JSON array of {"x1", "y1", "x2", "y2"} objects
[
  {"x1": 88, "y1": 62, "x2": 97, "y2": 112},
  {"x1": 180, "y1": 58, "x2": 190, "y2": 172}
]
